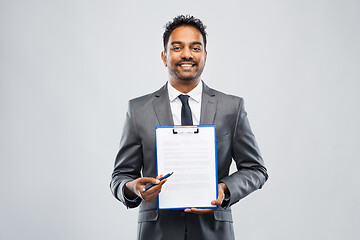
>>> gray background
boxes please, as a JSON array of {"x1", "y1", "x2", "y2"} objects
[{"x1": 1, "y1": 0, "x2": 359, "y2": 239}]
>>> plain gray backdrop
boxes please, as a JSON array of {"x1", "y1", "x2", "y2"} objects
[{"x1": 1, "y1": 0, "x2": 359, "y2": 239}]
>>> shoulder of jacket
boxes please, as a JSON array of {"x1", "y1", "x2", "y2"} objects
[
  {"x1": 129, "y1": 92, "x2": 154, "y2": 105},
  {"x1": 208, "y1": 87, "x2": 244, "y2": 105},
  {"x1": 129, "y1": 84, "x2": 166, "y2": 105}
]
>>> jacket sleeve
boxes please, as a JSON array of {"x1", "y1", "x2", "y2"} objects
[
  {"x1": 110, "y1": 100, "x2": 143, "y2": 208},
  {"x1": 220, "y1": 98, "x2": 268, "y2": 207}
]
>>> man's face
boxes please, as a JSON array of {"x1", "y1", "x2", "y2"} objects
[{"x1": 161, "y1": 26, "x2": 207, "y2": 83}]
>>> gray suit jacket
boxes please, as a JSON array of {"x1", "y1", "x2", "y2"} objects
[{"x1": 111, "y1": 82, "x2": 268, "y2": 240}]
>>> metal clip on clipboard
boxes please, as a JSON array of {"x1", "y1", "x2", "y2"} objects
[{"x1": 172, "y1": 126, "x2": 199, "y2": 134}]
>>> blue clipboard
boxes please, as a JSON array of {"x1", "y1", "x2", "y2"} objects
[{"x1": 155, "y1": 125, "x2": 218, "y2": 210}]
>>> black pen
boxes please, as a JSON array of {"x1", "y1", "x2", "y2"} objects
[{"x1": 143, "y1": 172, "x2": 174, "y2": 192}]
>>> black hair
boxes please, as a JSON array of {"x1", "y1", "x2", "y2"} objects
[{"x1": 163, "y1": 15, "x2": 207, "y2": 50}]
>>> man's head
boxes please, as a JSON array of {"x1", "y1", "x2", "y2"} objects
[
  {"x1": 161, "y1": 15, "x2": 207, "y2": 85},
  {"x1": 163, "y1": 15, "x2": 207, "y2": 51}
]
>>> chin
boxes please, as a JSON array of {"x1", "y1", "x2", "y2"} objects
[
  {"x1": 178, "y1": 76, "x2": 197, "y2": 81},
  {"x1": 177, "y1": 73, "x2": 198, "y2": 81},
  {"x1": 170, "y1": 70, "x2": 200, "y2": 82}
]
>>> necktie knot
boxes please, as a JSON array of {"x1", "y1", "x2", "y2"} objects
[{"x1": 178, "y1": 94, "x2": 190, "y2": 105}]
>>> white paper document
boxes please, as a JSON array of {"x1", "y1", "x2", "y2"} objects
[{"x1": 156, "y1": 125, "x2": 218, "y2": 210}]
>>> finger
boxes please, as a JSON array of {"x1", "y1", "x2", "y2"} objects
[
  {"x1": 195, "y1": 209, "x2": 214, "y2": 214},
  {"x1": 139, "y1": 177, "x2": 160, "y2": 185},
  {"x1": 211, "y1": 188, "x2": 225, "y2": 206},
  {"x1": 159, "y1": 178, "x2": 167, "y2": 185},
  {"x1": 212, "y1": 194, "x2": 223, "y2": 205},
  {"x1": 140, "y1": 177, "x2": 167, "y2": 201},
  {"x1": 193, "y1": 209, "x2": 213, "y2": 214},
  {"x1": 156, "y1": 175, "x2": 164, "y2": 180},
  {"x1": 143, "y1": 192, "x2": 159, "y2": 202},
  {"x1": 142, "y1": 187, "x2": 163, "y2": 202},
  {"x1": 142, "y1": 185, "x2": 159, "y2": 195},
  {"x1": 141, "y1": 180, "x2": 165, "y2": 197},
  {"x1": 145, "y1": 179, "x2": 166, "y2": 192},
  {"x1": 211, "y1": 199, "x2": 221, "y2": 206},
  {"x1": 141, "y1": 190, "x2": 157, "y2": 202},
  {"x1": 146, "y1": 179, "x2": 167, "y2": 191},
  {"x1": 186, "y1": 208, "x2": 215, "y2": 214}
]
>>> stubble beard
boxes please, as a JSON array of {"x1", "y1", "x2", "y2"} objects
[{"x1": 169, "y1": 65, "x2": 205, "y2": 82}]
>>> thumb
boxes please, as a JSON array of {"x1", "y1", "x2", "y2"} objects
[{"x1": 211, "y1": 198, "x2": 222, "y2": 206}]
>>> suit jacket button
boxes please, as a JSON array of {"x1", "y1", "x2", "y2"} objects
[{"x1": 180, "y1": 212, "x2": 185, "y2": 217}]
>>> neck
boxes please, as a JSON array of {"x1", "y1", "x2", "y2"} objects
[{"x1": 169, "y1": 78, "x2": 201, "y2": 94}]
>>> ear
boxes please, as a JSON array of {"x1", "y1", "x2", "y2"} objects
[
  {"x1": 161, "y1": 51, "x2": 167, "y2": 67},
  {"x1": 204, "y1": 50, "x2": 207, "y2": 62}
]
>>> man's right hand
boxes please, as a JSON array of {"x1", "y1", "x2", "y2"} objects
[{"x1": 124, "y1": 175, "x2": 167, "y2": 202}]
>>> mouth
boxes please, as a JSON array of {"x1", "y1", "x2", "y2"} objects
[{"x1": 177, "y1": 62, "x2": 196, "y2": 70}]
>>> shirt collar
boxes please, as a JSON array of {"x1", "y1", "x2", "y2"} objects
[{"x1": 167, "y1": 81, "x2": 203, "y2": 103}]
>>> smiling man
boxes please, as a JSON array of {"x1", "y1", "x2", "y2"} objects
[
  {"x1": 111, "y1": 15, "x2": 268, "y2": 240},
  {"x1": 161, "y1": 25, "x2": 207, "y2": 90}
]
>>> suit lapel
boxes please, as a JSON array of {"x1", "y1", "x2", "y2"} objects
[
  {"x1": 200, "y1": 82, "x2": 217, "y2": 125},
  {"x1": 152, "y1": 84, "x2": 174, "y2": 126},
  {"x1": 153, "y1": 82, "x2": 217, "y2": 125}
]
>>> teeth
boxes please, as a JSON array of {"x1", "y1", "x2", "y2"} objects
[{"x1": 181, "y1": 64, "x2": 192, "y2": 67}]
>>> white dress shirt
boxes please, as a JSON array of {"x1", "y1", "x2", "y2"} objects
[{"x1": 167, "y1": 81, "x2": 202, "y2": 125}]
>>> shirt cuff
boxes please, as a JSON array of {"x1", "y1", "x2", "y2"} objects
[
  {"x1": 118, "y1": 180, "x2": 142, "y2": 208},
  {"x1": 220, "y1": 182, "x2": 231, "y2": 208},
  {"x1": 124, "y1": 194, "x2": 140, "y2": 203},
  {"x1": 221, "y1": 194, "x2": 231, "y2": 208},
  {"x1": 224, "y1": 191, "x2": 231, "y2": 201}
]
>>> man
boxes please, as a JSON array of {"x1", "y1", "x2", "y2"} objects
[{"x1": 110, "y1": 15, "x2": 268, "y2": 240}]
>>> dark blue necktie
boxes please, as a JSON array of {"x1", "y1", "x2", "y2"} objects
[{"x1": 178, "y1": 94, "x2": 193, "y2": 125}]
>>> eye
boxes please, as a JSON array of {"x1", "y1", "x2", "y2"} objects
[
  {"x1": 172, "y1": 46, "x2": 182, "y2": 51},
  {"x1": 192, "y1": 47, "x2": 201, "y2": 51}
]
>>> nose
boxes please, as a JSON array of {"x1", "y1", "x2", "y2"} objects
[{"x1": 181, "y1": 47, "x2": 193, "y2": 59}]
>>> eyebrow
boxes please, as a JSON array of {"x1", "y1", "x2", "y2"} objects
[{"x1": 171, "y1": 41, "x2": 203, "y2": 46}]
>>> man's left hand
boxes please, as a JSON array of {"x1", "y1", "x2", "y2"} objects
[{"x1": 184, "y1": 182, "x2": 228, "y2": 214}]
